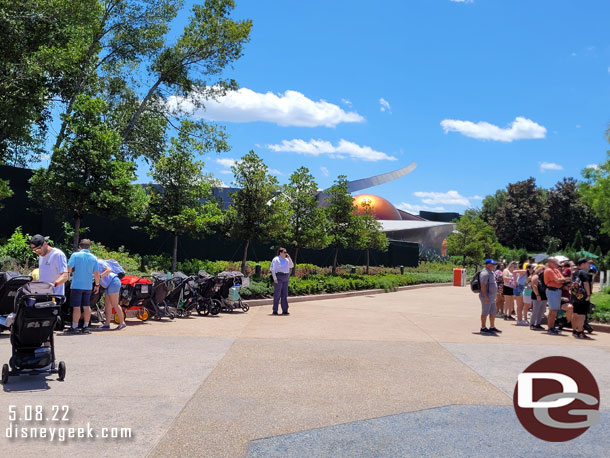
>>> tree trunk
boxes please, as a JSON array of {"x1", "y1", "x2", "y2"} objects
[
  {"x1": 366, "y1": 248, "x2": 370, "y2": 275},
  {"x1": 332, "y1": 245, "x2": 339, "y2": 275},
  {"x1": 172, "y1": 231, "x2": 178, "y2": 273},
  {"x1": 121, "y1": 78, "x2": 162, "y2": 144},
  {"x1": 241, "y1": 239, "x2": 250, "y2": 274},
  {"x1": 72, "y1": 215, "x2": 81, "y2": 253},
  {"x1": 292, "y1": 246, "x2": 299, "y2": 276}
]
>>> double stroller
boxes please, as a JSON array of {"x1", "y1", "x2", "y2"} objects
[
  {"x1": 193, "y1": 271, "x2": 222, "y2": 316},
  {"x1": 214, "y1": 271, "x2": 249, "y2": 313},
  {"x1": 0, "y1": 271, "x2": 33, "y2": 331},
  {"x1": 2, "y1": 281, "x2": 66, "y2": 384}
]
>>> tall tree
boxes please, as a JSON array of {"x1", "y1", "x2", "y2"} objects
[
  {"x1": 480, "y1": 189, "x2": 507, "y2": 224},
  {"x1": 279, "y1": 167, "x2": 329, "y2": 272},
  {"x1": 353, "y1": 201, "x2": 388, "y2": 274},
  {"x1": 121, "y1": 0, "x2": 252, "y2": 150},
  {"x1": 325, "y1": 175, "x2": 356, "y2": 275},
  {"x1": 227, "y1": 151, "x2": 282, "y2": 274},
  {"x1": 580, "y1": 154, "x2": 610, "y2": 236},
  {"x1": 492, "y1": 177, "x2": 547, "y2": 250},
  {"x1": 28, "y1": 95, "x2": 144, "y2": 250},
  {"x1": 447, "y1": 214, "x2": 499, "y2": 268},
  {"x1": 146, "y1": 121, "x2": 226, "y2": 272},
  {"x1": 0, "y1": 179, "x2": 13, "y2": 209},
  {"x1": 0, "y1": 0, "x2": 102, "y2": 163}
]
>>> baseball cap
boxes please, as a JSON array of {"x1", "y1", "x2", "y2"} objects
[
  {"x1": 484, "y1": 258, "x2": 497, "y2": 265},
  {"x1": 29, "y1": 234, "x2": 48, "y2": 247}
]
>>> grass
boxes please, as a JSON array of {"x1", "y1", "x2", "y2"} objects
[{"x1": 590, "y1": 291, "x2": 610, "y2": 323}]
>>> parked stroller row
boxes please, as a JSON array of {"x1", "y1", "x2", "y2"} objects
[{"x1": 0, "y1": 270, "x2": 249, "y2": 384}]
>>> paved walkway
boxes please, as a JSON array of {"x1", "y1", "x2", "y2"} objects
[{"x1": 0, "y1": 286, "x2": 608, "y2": 457}]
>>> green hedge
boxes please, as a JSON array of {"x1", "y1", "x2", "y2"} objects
[
  {"x1": 240, "y1": 272, "x2": 451, "y2": 299},
  {"x1": 591, "y1": 291, "x2": 610, "y2": 323}
]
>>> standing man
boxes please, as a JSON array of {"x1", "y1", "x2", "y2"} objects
[
  {"x1": 479, "y1": 259, "x2": 502, "y2": 334},
  {"x1": 544, "y1": 257, "x2": 570, "y2": 335},
  {"x1": 572, "y1": 258, "x2": 592, "y2": 339},
  {"x1": 66, "y1": 239, "x2": 100, "y2": 334},
  {"x1": 29, "y1": 234, "x2": 68, "y2": 295},
  {"x1": 270, "y1": 247, "x2": 294, "y2": 316}
]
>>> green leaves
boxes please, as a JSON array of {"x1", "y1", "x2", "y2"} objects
[{"x1": 447, "y1": 214, "x2": 499, "y2": 267}]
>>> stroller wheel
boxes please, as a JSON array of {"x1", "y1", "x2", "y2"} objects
[
  {"x1": 55, "y1": 316, "x2": 64, "y2": 331},
  {"x1": 196, "y1": 303, "x2": 208, "y2": 316},
  {"x1": 168, "y1": 310, "x2": 176, "y2": 319},
  {"x1": 113, "y1": 313, "x2": 121, "y2": 324},
  {"x1": 58, "y1": 361, "x2": 66, "y2": 381},
  {"x1": 137, "y1": 308, "x2": 149, "y2": 321},
  {"x1": 239, "y1": 300, "x2": 249, "y2": 312},
  {"x1": 210, "y1": 299, "x2": 222, "y2": 315},
  {"x1": 2, "y1": 364, "x2": 8, "y2": 384}
]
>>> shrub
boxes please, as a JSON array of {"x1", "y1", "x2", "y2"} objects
[
  {"x1": 0, "y1": 227, "x2": 38, "y2": 269},
  {"x1": 89, "y1": 243, "x2": 142, "y2": 274}
]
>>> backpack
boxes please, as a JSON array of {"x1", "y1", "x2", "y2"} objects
[
  {"x1": 570, "y1": 272, "x2": 587, "y2": 301},
  {"x1": 470, "y1": 270, "x2": 482, "y2": 293},
  {"x1": 538, "y1": 268, "x2": 547, "y2": 295},
  {"x1": 105, "y1": 259, "x2": 125, "y2": 279}
]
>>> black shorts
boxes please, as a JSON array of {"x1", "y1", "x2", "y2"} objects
[
  {"x1": 503, "y1": 286, "x2": 514, "y2": 296},
  {"x1": 573, "y1": 300, "x2": 590, "y2": 315}
]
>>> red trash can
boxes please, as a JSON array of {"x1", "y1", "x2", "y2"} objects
[{"x1": 453, "y1": 268, "x2": 466, "y2": 286}]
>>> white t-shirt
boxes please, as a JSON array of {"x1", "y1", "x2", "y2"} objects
[{"x1": 38, "y1": 247, "x2": 68, "y2": 295}]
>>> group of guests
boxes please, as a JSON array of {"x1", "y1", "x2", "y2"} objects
[
  {"x1": 28, "y1": 234, "x2": 126, "y2": 333},
  {"x1": 479, "y1": 256, "x2": 594, "y2": 338}
]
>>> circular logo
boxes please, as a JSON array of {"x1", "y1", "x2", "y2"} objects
[{"x1": 513, "y1": 356, "x2": 600, "y2": 442}]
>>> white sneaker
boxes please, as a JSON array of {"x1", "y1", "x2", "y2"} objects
[{"x1": 496, "y1": 312, "x2": 504, "y2": 318}]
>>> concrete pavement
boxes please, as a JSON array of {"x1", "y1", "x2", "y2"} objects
[{"x1": 0, "y1": 285, "x2": 608, "y2": 457}]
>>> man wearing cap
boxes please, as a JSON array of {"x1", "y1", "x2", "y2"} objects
[
  {"x1": 479, "y1": 259, "x2": 502, "y2": 334},
  {"x1": 29, "y1": 234, "x2": 68, "y2": 295},
  {"x1": 66, "y1": 239, "x2": 100, "y2": 335}
]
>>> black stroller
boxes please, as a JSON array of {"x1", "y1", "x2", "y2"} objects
[
  {"x1": 2, "y1": 282, "x2": 66, "y2": 384},
  {"x1": 59, "y1": 282, "x2": 105, "y2": 330},
  {"x1": 141, "y1": 273, "x2": 176, "y2": 320},
  {"x1": 214, "y1": 271, "x2": 249, "y2": 313},
  {"x1": 193, "y1": 271, "x2": 222, "y2": 316},
  {"x1": 164, "y1": 272, "x2": 198, "y2": 318},
  {"x1": 0, "y1": 271, "x2": 33, "y2": 331}
]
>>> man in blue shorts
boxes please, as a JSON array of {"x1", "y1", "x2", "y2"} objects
[
  {"x1": 479, "y1": 259, "x2": 502, "y2": 334},
  {"x1": 66, "y1": 239, "x2": 100, "y2": 334}
]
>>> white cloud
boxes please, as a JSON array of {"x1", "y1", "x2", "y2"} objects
[
  {"x1": 167, "y1": 88, "x2": 365, "y2": 128},
  {"x1": 450, "y1": 0, "x2": 474, "y2": 3},
  {"x1": 576, "y1": 124, "x2": 581, "y2": 128},
  {"x1": 607, "y1": 66, "x2": 610, "y2": 74},
  {"x1": 269, "y1": 168, "x2": 282, "y2": 176},
  {"x1": 440, "y1": 116, "x2": 546, "y2": 142},
  {"x1": 341, "y1": 98, "x2": 352, "y2": 107},
  {"x1": 586, "y1": 164, "x2": 599, "y2": 170},
  {"x1": 470, "y1": 195, "x2": 483, "y2": 200},
  {"x1": 396, "y1": 202, "x2": 446, "y2": 214},
  {"x1": 540, "y1": 162, "x2": 563, "y2": 172},
  {"x1": 216, "y1": 158, "x2": 237, "y2": 168},
  {"x1": 219, "y1": 170, "x2": 233, "y2": 175},
  {"x1": 266, "y1": 139, "x2": 397, "y2": 162},
  {"x1": 379, "y1": 98, "x2": 392, "y2": 113},
  {"x1": 320, "y1": 166, "x2": 329, "y2": 177},
  {"x1": 413, "y1": 190, "x2": 471, "y2": 206}
]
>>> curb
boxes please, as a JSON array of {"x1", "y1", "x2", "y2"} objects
[
  {"x1": 590, "y1": 322, "x2": 610, "y2": 334},
  {"x1": 245, "y1": 282, "x2": 453, "y2": 307}
]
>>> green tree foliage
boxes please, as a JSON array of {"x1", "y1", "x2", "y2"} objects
[
  {"x1": 480, "y1": 189, "x2": 507, "y2": 224},
  {"x1": 572, "y1": 230, "x2": 584, "y2": 251},
  {"x1": 278, "y1": 167, "x2": 329, "y2": 271},
  {"x1": 324, "y1": 175, "x2": 357, "y2": 275},
  {"x1": 0, "y1": 179, "x2": 13, "y2": 209},
  {"x1": 0, "y1": 227, "x2": 38, "y2": 268},
  {"x1": 492, "y1": 177, "x2": 547, "y2": 250},
  {"x1": 353, "y1": 200, "x2": 389, "y2": 274},
  {"x1": 28, "y1": 95, "x2": 144, "y2": 251},
  {"x1": 447, "y1": 214, "x2": 499, "y2": 268},
  {"x1": 580, "y1": 155, "x2": 610, "y2": 236},
  {"x1": 121, "y1": 0, "x2": 252, "y2": 149},
  {"x1": 547, "y1": 177, "x2": 599, "y2": 249},
  {"x1": 147, "y1": 121, "x2": 226, "y2": 272},
  {"x1": 0, "y1": 0, "x2": 103, "y2": 163},
  {"x1": 227, "y1": 151, "x2": 282, "y2": 274}
]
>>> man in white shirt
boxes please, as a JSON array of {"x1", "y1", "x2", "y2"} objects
[
  {"x1": 270, "y1": 247, "x2": 294, "y2": 315},
  {"x1": 29, "y1": 234, "x2": 68, "y2": 295}
]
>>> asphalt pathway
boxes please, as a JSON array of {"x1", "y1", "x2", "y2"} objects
[{"x1": 0, "y1": 285, "x2": 608, "y2": 457}]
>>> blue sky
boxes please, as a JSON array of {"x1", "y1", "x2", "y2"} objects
[{"x1": 51, "y1": 0, "x2": 610, "y2": 214}]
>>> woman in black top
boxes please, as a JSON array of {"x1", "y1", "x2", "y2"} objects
[
  {"x1": 529, "y1": 265, "x2": 547, "y2": 329},
  {"x1": 571, "y1": 258, "x2": 592, "y2": 339}
]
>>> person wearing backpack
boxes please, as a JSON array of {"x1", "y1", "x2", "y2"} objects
[
  {"x1": 529, "y1": 265, "x2": 547, "y2": 330},
  {"x1": 544, "y1": 257, "x2": 571, "y2": 335},
  {"x1": 478, "y1": 259, "x2": 502, "y2": 334},
  {"x1": 571, "y1": 258, "x2": 592, "y2": 339}
]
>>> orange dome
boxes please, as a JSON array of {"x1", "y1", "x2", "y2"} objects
[{"x1": 353, "y1": 194, "x2": 401, "y2": 220}]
